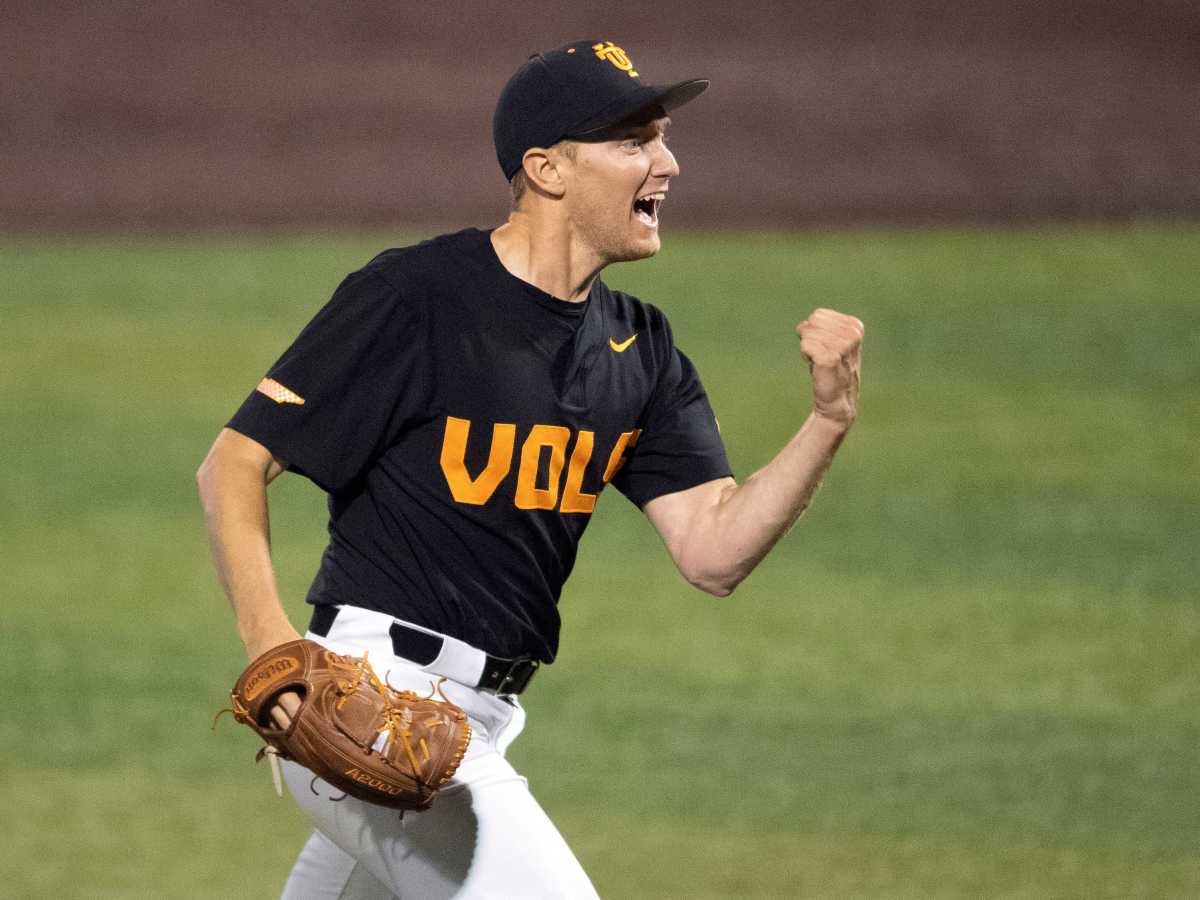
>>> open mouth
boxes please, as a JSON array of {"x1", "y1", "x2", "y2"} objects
[{"x1": 633, "y1": 192, "x2": 664, "y2": 227}]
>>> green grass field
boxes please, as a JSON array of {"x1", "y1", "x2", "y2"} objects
[{"x1": 3, "y1": 225, "x2": 1198, "y2": 898}]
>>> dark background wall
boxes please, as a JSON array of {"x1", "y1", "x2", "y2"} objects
[{"x1": 4, "y1": 0, "x2": 1198, "y2": 231}]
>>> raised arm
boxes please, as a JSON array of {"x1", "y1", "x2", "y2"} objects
[
  {"x1": 643, "y1": 308, "x2": 863, "y2": 596},
  {"x1": 196, "y1": 427, "x2": 302, "y2": 659}
]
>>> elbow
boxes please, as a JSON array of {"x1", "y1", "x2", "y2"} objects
[
  {"x1": 673, "y1": 541, "x2": 751, "y2": 598},
  {"x1": 697, "y1": 580, "x2": 737, "y2": 598},
  {"x1": 680, "y1": 563, "x2": 746, "y2": 598}
]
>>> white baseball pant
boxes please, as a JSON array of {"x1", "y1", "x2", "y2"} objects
[{"x1": 276, "y1": 612, "x2": 600, "y2": 900}]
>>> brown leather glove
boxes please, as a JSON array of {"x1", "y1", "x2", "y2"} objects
[{"x1": 223, "y1": 639, "x2": 471, "y2": 811}]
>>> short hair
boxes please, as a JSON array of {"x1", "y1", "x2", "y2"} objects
[
  {"x1": 510, "y1": 140, "x2": 577, "y2": 206},
  {"x1": 509, "y1": 169, "x2": 529, "y2": 205}
]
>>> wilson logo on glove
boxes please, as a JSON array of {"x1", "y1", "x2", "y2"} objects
[{"x1": 242, "y1": 657, "x2": 298, "y2": 700}]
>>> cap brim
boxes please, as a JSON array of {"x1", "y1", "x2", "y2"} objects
[{"x1": 567, "y1": 78, "x2": 709, "y2": 137}]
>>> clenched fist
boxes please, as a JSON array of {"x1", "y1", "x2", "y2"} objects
[{"x1": 796, "y1": 309, "x2": 864, "y2": 426}]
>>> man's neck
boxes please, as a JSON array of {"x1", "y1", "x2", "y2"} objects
[{"x1": 490, "y1": 211, "x2": 604, "y2": 303}]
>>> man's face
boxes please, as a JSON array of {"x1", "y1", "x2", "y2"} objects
[{"x1": 560, "y1": 111, "x2": 680, "y2": 263}]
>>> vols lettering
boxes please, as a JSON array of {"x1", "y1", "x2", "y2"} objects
[{"x1": 440, "y1": 416, "x2": 640, "y2": 512}]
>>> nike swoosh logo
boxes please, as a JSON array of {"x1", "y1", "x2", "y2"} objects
[{"x1": 609, "y1": 334, "x2": 638, "y2": 352}]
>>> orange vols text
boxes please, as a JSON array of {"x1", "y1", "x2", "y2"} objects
[{"x1": 439, "y1": 416, "x2": 641, "y2": 513}]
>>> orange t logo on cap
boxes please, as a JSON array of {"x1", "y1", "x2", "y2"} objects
[{"x1": 592, "y1": 42, "x2": 638, "y2": 78}]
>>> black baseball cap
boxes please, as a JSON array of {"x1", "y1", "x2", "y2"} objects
[{"x1": 493, "y1": 39, "x2": 709, "y2": 180}]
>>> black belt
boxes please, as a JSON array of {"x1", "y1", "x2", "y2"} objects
[{"x1": 309, "y1": 605, "x2": 540, "y2": 696}]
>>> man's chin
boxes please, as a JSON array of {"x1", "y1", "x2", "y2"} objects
[{"x1": 614, "y1": 234, "x2": 661, "y2": 263}]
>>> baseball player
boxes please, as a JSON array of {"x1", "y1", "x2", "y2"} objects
[{"x1": 198, "y1": 39, "x2": 862, "y2": 899}]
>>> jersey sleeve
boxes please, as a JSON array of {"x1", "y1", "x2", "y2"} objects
[
  {"x1": 612, "y1": 340, "x2": 732, "y2": 509},
  {"x1": 226, "y1": 268, "x2": 428, "y2": 493}
]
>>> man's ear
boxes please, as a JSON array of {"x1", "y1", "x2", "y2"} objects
[{"x1": 521, "y1": 147, "x2": 567, "y2": 199}]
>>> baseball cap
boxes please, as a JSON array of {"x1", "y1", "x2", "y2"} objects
[{"x1": 493, "y1": 39, "x2": 709, "y2": 180}]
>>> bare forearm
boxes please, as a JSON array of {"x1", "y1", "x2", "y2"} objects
[
  {"x1": 196, "y1": 433, "x2": 299, "y2": 659},
  {"x1": 680, "y1": 412, "x2": 850, "y2": 594},
  {"x1": 647, "y1": 308, "x2": 863, "y2": 596}
]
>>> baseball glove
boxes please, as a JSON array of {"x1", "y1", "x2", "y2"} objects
[{"x1": 219, "y1": 638, "x2": 472, "y2": 812}]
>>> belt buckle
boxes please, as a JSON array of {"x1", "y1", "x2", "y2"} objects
[{"x1": 494, "y1": 657, "x2": 539, "y2": 695}]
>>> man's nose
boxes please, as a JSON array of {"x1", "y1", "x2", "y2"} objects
[{"x1": 652, "y1": 141, "x2": 680, "y2": 178}]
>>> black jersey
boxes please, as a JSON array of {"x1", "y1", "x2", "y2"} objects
[{"x1": 228, "y1": 228, "x2": 731, "y2": 662}]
